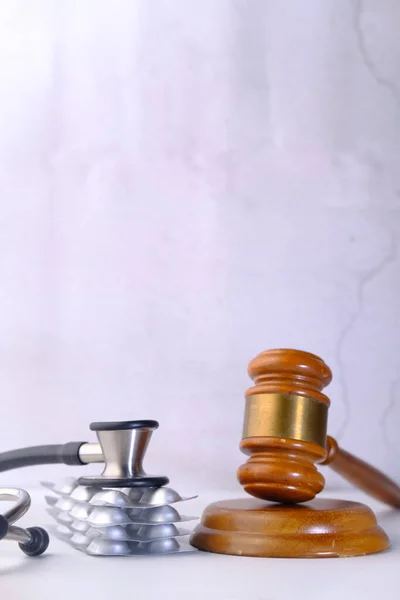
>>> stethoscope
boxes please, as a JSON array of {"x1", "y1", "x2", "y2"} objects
[
  {"x1": 0, "y1": 420, "x2": 166, "y2": 556},
  {"x1": 0, "y1": 488, "x2": 49, "y2": 556}
]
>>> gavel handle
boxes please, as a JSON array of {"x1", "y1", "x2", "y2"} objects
[{"x1": 322, "y1": 436, "x2": 400, "y2": 508}]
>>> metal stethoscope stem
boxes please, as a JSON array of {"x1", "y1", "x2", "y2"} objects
[{"x1": 78, "y1": 443, "x2": 104, "y2": 464}]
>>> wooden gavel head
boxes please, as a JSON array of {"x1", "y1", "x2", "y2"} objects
[{"x1": 237, "y1": 348, "x2": 333, "y2": 504}]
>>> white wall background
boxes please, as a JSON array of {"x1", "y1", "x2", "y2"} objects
[{"x1": 0, "y1": 0, "x2": 399, "y2": 494}]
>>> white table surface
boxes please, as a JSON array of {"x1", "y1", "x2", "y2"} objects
[{"x1": 1, "y1": 487, "x2": 399, "y2": 600}]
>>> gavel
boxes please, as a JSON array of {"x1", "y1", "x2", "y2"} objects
[{"x1": 237, "y1": 348, "x2": 400, "y2": 507}]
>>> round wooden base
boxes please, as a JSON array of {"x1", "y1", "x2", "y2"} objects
[{"x1": 190, "y1": 498, "x2": 389, "y2": 558}]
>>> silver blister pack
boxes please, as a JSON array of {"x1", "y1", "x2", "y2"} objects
[{"x1": 43, "y1": 478, "x2": 198, "y2": 556}]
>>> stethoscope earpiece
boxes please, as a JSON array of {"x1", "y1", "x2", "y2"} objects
[{"x1": 0, "y1": 488, "x2": 50, "y2": 556}]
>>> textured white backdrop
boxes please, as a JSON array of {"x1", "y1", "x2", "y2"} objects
[{"x1": 0, "y1": 0, "x2": 399, "y2": 494}]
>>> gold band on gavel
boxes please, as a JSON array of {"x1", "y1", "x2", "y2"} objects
[{"x1": 242, "y1": 393, "x2": 328, "y2": 448}]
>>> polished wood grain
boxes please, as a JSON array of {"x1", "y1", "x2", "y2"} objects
[
  {"x1": 190, "y1": 498, "x2": 390, "y2": 558},
  {"x1": 246, "y1": 348, "x2": 332, "y2": 404},
  {"x1": 238, "y1": 348, "x2": 332, "y2": 503},
  {"x1": 322, "y1": 436, "x2": 400, "y2": 508},
  {"x1": 237, "y1": 436, "x2": 326, "y2": 503}
]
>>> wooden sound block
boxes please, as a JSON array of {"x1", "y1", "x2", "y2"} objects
[{"x1": 190, "y1": 498, "x2": 390, "y2": 558}]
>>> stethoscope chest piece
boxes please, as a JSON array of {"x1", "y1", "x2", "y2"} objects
[{"x1": 77, "y1": 421, "x2": 169, "y2": 488}]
